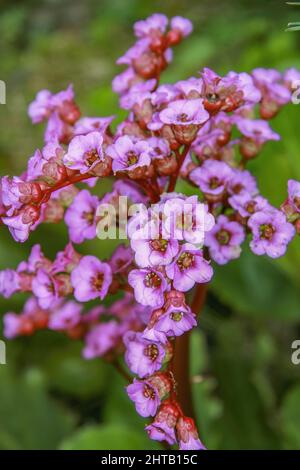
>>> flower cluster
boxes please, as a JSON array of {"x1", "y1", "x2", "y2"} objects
[{"x1": 1, "y1": 14, "x2": 299, "y2": 450}]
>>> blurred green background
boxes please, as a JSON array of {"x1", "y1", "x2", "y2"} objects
[{"x1": 0, "y1": 0, "x2": 300, "y2": 450}]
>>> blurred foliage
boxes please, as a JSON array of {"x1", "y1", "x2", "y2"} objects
[{"x1": 0, "y1": 0, "x2": 300, "y2": 450}]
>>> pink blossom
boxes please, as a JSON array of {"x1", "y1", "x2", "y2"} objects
[{"x1": 71, "y1": 255, "x2": 112, "y2": 302}]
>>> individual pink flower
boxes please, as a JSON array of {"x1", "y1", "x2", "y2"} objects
[
  {"x1": 190, "y1": 160, "x2": 233, "y2": 197},
  {"x1": 109, "y1": 244, "x2": 133, "y2": 274},
  {"x1": 2, "y1": 205, "x2": 41, "y2": 243},
  {"x1": 82, "y1": 321, "x2": 121, "y2": 359},
  {"x1": 170, "y1": 16, "x2": 193, "y2": 37},
  {"x1": 28, "y1": 90, "x2": 52, "y2": 123},
  {"x1": 205, "y1": 215, "x2": 245, "y2": 265},
  {"x1": 176, "y1": 416, "x2": 206, "y2": 450},
  {"x1": 48, "y1": 301, "x2": 82, "y2": 330},
  {"x1": 159, "y1": 99, "x2": 209, "y2": 126},
  {"x1": 229, "y1": 193, "x2": 269, "y2": 218},
  {"x1": 32, "y1": 268, "x2": 59, "y2": 309},
  {"x1": 227, "y1": 168, "x2": 258, "y2": 196},
  {"x1": 134, "y1": 13, "x2": 168, "y2": 38},
  {"x1": 161, "y1": 195, "x2": 215, "y2": 244},
  {"x1": 71, "y1": 255, "x2": 112, "y2": 301},
  {"x1": 145, "y1": 401, "x2": 180, "y2": 445},
  {"x1": 248, "y1": 209, "x2": 295, "y2": 258},
  {"x1": 52, "y1": 243, "x2": 81, "y2": 274},
  {"x1": 130, "y1": 236, "x2": 179, "y2": 268},
  {"x1": 128, "y1": 268, "x2": 168, "y2": 308},
  {"x1": 106, "y1": 135, "x2": 152, "y2": 174},
  {"x1": 127, "y1": 378, "x2": 161, "y2": 418},
  {"x1": 166, "y1": 243, "x2": 213, "y2": 292},
  {"x1": 65, "y1": 190, "x2": 99, "y2": 244},
  {"x1": 63, "y1": 131, "x2": 104, "y2": 173},
  {"x1": 0, "y1": 269, "x2": 20, "y2": 298},
  {"x1": 144, "y1": 305, "x2": 197, "y2": 340},
  {"x1": 124, "y1": 331, "x2": 166, "y2": 378},
  {"x1": 73, "y1": 116, "x2": 114, "y2": 136}
]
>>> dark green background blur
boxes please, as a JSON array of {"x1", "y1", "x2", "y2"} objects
[{"x1": 0, "y1": 0, "x2": 300, "y2": 450}]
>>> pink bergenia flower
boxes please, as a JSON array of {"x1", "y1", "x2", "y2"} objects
[
  {"x1": 32, "y1": 268, "x2": 59, "y2": 309},
  {"x1": 170, "y1": 16, "x2": 193, "y2": 37},
  {"x1": 288, "y1": 179, "x2": 300, "y2": 213},
  {"x1": 130, "y1": 236, "x2": 179, "y2": 268},
  {"x1": 71, "y1": 255, "x2": 112, "y2": 302},
  {"x1": 2, "y1": 205, "x2": 41, "y2": 243},
  {"x1": 0, "y1": 269, "x2": 20, "y2": 298},
  {"x1": 28, "y1": 90, "x2": 52, "y2": 123},
  {"x1": 127, "y1": 378, "x2": 161, "y2": 418},
  {"x1": 74, "y1": 116, "x2": 114, "y2": 136},
  {"x1": 176, "y1": 416, "x2": 206, "y2": 450},
  {"x1": 52, "y1": 243, "x2": 81, "y2": 274},
  {"x1": 65, "y1": 189, "x2": 99, "y2": 244},
  {"x1": 205, "y1": 215, "x2": 245, "y2": 265},
  {"x1": 63, "y1": 131, "x2": 104, "y2": 173},
  {"x1": 109, "y1": 244, "x2": 133, "y2": 274},
  {"x1": 248, "y1": 209, "x2": 295, "y2": 258},
  {"x1": 1, "y1": 176, "x2": 41, "y2": 214},
  {"x1": 229, "y1": 193, "x2": 269, "y2": 218},
  {"x1": 190, "y1": 160, "x2": 233, "y2": 197},
  {"x1": 144, "y1": 305, "x2": 197, "y2": 340},
  {"x1": 145, "y1": 401, "x2": 179, "y2": 445},
  {"x1": 3, "y1": 313, "x2": 23, "y2": 339},
  {"x1": 166, "y1": 243, "x2": 213, "y2": 292},
  {"x1": 159, "y1": 99, "x2": 209, "y2": 126},
  {"x1": 252, "y1": 68, "x2": 291, "y2": 106},
  {"x1": 124, "y1": 331, "x2": 166, "y2": 378},
  {"x1": 82, "y1": 321, "x2": 121, "y2": 359},
  {"x1": 48, "y1": 301, "x2": 82, "y2": 331},
  {"x1": 112, "y1": 68, "x2": 136, "y2": 95},
  {"x1": 161, "y1": 195, "x2": 215, "y2": 244},
  {"x1": 27, "y1": 142, "x2": 64, "y2": 181},
  {"x1": 106, "y1": 135, "x2": 152, "y2": 174},
  {"x1": 227, "y1": 168, "x2": 258, "y2": 196},
  {"x1": 134, "y1": 13, "x2": 168, "y2": 38},
  {"x1": 235, "y1": 118, "x2": 280, "y2": 144},
  {"x1": 128, "y1": 268, "x2": 168, "y2": 308}
]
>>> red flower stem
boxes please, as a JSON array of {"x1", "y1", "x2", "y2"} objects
[
  {"x1": 173, "y1": 283, "x2": 208, "y2": 418},
  {"x1": 39, "y1": 173, "x2": 94, "y2": 205},
  {"x1": 167, "y1": 145, "x2": 191, "y2": 193}
]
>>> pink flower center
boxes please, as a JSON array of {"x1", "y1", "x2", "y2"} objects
[
  {"x1": 150, "y1": 239, "x2": 168, "y2": 253},
  {"x1": 92, "y1": 272, "x2": 104, "y2": 291},
  {"x1": 176, "y1": 112, "x2": 192, "y2": 123},
  {"x1": 126, "y1": 151, "x2": 139, "y2": 166},
  {"x1": 245, "y1": 201, "x2": 257, "y2": 214},
  {"x1": 144, "y1": 271, "x2": 162, "y2": 288},
  {"x1": 143, "y1": 384, "x2": 156, "y2": 399},
  {"x1": 216, "y1": 229, "x2": 231, "y2": 245},
  {"x1": 177, "y1": 252, "x2": 194, "y2": 271},
  {"x1": 82, "y1": 211, "x2": 94, "y2": 225},
  {"x1": 209, "y1": 176, "x2": 222, "y2": 190},
  {"x1": 170, "y1": 311, "x2": 183, "y2": 322},
  {"x1": 144, "y1": 343, "x2": 159, "y2": 361},
  {"x1": 260, "y1": 223, "x2": 275, "y2": 240},
  {"x1": 85, "y1": 149, "x2": 99, "y2": 167}
]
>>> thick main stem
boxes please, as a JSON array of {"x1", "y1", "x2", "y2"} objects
[{"x1": 173, "y1": 283, "x2": 208, "y2": 418}]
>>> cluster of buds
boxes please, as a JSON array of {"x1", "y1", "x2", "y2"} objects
[{"x1": 1, "y1": 14, "x2": 300, "y2": 450}]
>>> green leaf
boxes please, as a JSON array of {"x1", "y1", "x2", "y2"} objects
[
  {"x1": 281, "y1": 383, "x2": 300, "y2": 449},
  {"x1": 0, "y1": 367, "x2": 75, "y2": 449},
  {"x1": 211, "y1": 246, "x2": 300, "y2": 321}
]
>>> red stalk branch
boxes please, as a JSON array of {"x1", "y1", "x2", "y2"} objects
[{"x1": 173, "y1": 283, "x2": 208, "y2": 418}]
